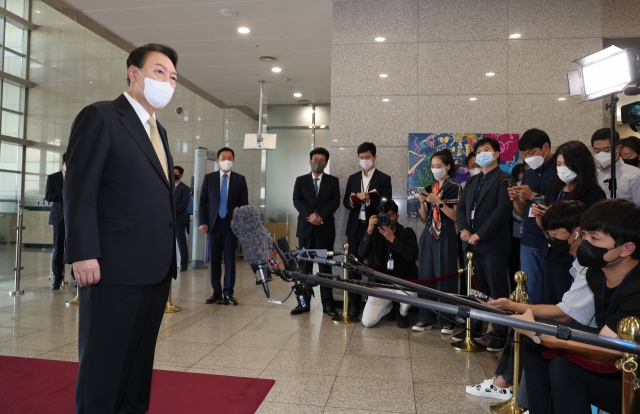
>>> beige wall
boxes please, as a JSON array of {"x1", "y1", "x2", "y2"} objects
[{"x1": 26, "y1": 0, "x2": 261, "y2": 205}]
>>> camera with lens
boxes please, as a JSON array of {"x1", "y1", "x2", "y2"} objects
[
  {"x1": 378, "y1": 197, "x2": 390, "y2": 227},
  {"x1": 621, "y1": 101, "x2": 640, "y2": 131}
]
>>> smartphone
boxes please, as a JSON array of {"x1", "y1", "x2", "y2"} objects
[
  {"x1": 504, "y1": 178, "x2": 516, "y2": 188},
  {"x1": 532, "y1": 196, "x2": 545, "y2": 206},
  {"x1": 417, "y1": 186, "x2": 427, "y2": 194},
  {"x1": 470, "y1": 289, "x2": 494, "y2": 302}
]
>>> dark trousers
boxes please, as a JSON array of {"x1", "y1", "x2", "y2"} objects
[
  {"x1": 543, "y1": 252, "x2": 573, "y2": 304},
  {"x1": 209, "y1": 216, "x2": 237, "y2": 296},
  {"x1": 299, "y1": 230, "x2": 335, "y2": 307},
  {"x1": 76, "y1": 273, "x2": 171, "y2": 414},
  {"x1": 495, "y1": 331, "x2": 516, "y2": 384},
  {"x1": 52, "y1": 221, "x2": 73, "y2": 282},
  {"x1": 175, "y1": 224, "x2": 188, "y2": 269},
  {"x1": 347, "y1": 221, "x2": 368, "y2": 313},
  {"x1": 473, "y1": 253, "x2": 510, "y2": 337},
  {"x1": 521, "y1": 334, "x2": 621, "y2": 414},
  {"x1": 508, "y1": 236, "x2": 521, "y2": 279}
]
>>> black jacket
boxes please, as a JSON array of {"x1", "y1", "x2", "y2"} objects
[
  {"x1": 45, "y1": 170, "x2": 64, "y2": 225},
  {"x1": 64, "y1": 94, "x2": 177, "y2": 284},
  {"x1": 198, "y1": 170, "x2": 248, "y2": 232},
  {"x1": 174, "y1": 181, "x2": 190, "y2": 225},
  {"x1": 457, "y1": 168, "x2": 513, "y2": 254},
  {"x1": 343, "y1": 169, "x2": 392, "y2": 236},
  {"x1": 293, "y1": 173, "x2": 341, "y2": 240},
  {"x1": 359, "y1": 223, "x2": 419, "y2": 280}
]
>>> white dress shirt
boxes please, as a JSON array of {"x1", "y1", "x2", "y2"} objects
[
  {"x1": 123, "y1": 92, "x2": 167, "y2": 162},
  {"x1": 597, "y1": 158, "x2": 640, "y2": 205},
  {"x1": 311, "y1": 172, "x2": 323, "y2": 192}
]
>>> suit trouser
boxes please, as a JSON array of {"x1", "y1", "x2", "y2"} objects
[
  {"x1": 175, "y1": 224, "x2": 189, "y2": 269},
  {"x1": 299, "y1": 230, "x2": 335, "y2": 306},
  {"x1": 209, "y1": 216, "x2": 237, "y2": 296},
  {"x1": 347, "y1": 220, "x2": 368, "y2": 313},
  {"x1": 52, "y1": 221, "x2": 73, "y2": 282},
  {"x1": 361, "y1": 288, "x2": 417, "y2": 328},
  {"x1": 472, "y1": 253, "x2": 510, "y2": 337},
  {"x1": 75, "y1": 273, "x2": 171, "y2": 414}
]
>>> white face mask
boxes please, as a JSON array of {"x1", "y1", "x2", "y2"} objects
[
  {"x1": 359, "y1": 159, "x2": 373, "y2": 170},
  {"x1": 219, "y1": 160, "x2": 233, "y2": 172},
  {"x1": 594, "y1": 151, "x2": 612, "y2": 169},
  {"x1": 524, "y1": 147, "x2": 548, "y2": 170},
  {"x1": 431, "y1": 168, "x2": 447, "y2": 181},
  {"x1": 557, "y1": 166, "x2": 577, "y2": 184},
  {"x1": 134, "y1": 68, "x2": 175, "y2": 109},
  {"x1": 516, "y1": 181, "x2": 522, "y2": 186},
  {"x1": 469, "y1": 168, "x2": 481, "y2": 176}
]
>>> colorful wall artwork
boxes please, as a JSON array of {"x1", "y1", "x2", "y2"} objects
[{"x1": 407, "y1": 133, "x2": 520, "y2": 217}]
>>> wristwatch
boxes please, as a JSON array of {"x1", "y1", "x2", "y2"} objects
[
  {"x1": 532, "y1": 332, "x2": 542, "y2": 344},
  {"x1": 438, "y1": 203, "x2": 444, "y2": 208}
]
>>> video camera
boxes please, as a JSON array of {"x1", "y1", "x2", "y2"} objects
[
  {"x1": 378, "y1": 196, "x2": 390, "y2": 227},
  {"x1": 621, "y1": 100, "x2": 640, "y2": 131}
]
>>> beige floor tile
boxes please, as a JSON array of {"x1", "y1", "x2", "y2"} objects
[
  {"x1": 3, "y1": 330, "x2": 77, "y2": 351},
  {"x1": 223, "y1": 329, "x2": 294, "y2": 349},
  {"x1": 265, "y1": 348, "x2": 344, "y2": 376},
  {"x1": 153, "y1": 340, "x2": 218, "y2": 365},
  {"x1": 346, "y1": 336, "x2": 411, "y2": 359},
  {"x1": 37, "y1": 350, "x2": 79, "y2": 362},
  {"x1": 414, "y1": 381, "x2": 492, "y2": 414},
  {"x1": 296, "y1": 313, "x2": 356, "y2": 337},
  {"x1": 0, "y1": 326, "x2": 39, "y2": 343},
  {"x1": 0, "y1": 346, "x2": 48, "y2": 358},
  {"x1": 243, "y1": 316, "x2": 307, "y2": 334},
  {"x1": 195, "y1": 345, "x2": 279, "y2": 371},
  {"x1": 322, "y1": 408, "x2": 399, "y2": 414},
  {"x1": 214, "y1": 304, "x2": 269, "y2": 318},
  {"x1": 163, "y1": 324, "x2": 240, "y2": 345},
  {"x1": 283, "y1": 333, "x2": 350, "y2": 354},
  {"x1": 412, "y1": 353, "x2": 487, "y2": 385},
  {"x1": 187, "y1": 365, "x2": 263, "y2": 378},
  {"x1": 338, "y1": 354, "x2": 413, "y2": 380},
  {"x1": 256, "y1": 402, "x2": 325, "y2": 414},
  {"x1": 352, "y1": 321, "x2": 410, "y2": 340},
  {"x1": 326, "y1": 377, "x2": 416, "y2": 413},
  {"x1": 152, "y1": 363, "x2": 192, "y2": 372},
  {"x1": 260, "y1": 371, "x2": 336, "y2": 406}
]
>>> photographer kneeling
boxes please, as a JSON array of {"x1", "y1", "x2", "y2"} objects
[{"x1": 359, "y1": 199, "x2": 419, "y2": 328}]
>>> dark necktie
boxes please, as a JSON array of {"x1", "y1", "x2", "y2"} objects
[{"x1": 219, "y1": 174, "x2": 228, "y2": 218}]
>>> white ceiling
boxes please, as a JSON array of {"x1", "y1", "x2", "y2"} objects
[{"x1": 65, "y1": 0, "x2": 334, "y2": 112}]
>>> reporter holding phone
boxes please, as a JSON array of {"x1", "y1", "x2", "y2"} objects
[
  {"x1": 413, "y1": 149, "x2": 461, "y2": 333},
  {"x1": 531, "y1": 140, "x2": 606, "y2": 304}
]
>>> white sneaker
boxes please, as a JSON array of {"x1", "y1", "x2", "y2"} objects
[
  {"x1": 440, "y1": 324, "x2": 454, "y2": 335},
  {"x1": 465, "y1": 377, "x2": 512, "y2": 401},
  {"x1": 412, "y1": 322, "x2": 433, "y2": 332}
]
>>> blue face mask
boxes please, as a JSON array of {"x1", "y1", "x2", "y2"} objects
[{"x1": 476, "y1": 152, "x2": 495, "y2": 167}]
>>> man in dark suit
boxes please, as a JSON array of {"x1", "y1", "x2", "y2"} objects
[
  {"x1": 457, "y1": 138, "x2": 514, "y2": 352},
  {"x1": 64, "y1": 44, "x2": 179, "y2": 414},
  {"x1": 199, "y1": 147, "x2": 248, "y2": 306},
  {"x1": 174, "y1": 165, "x2": 190, "y2": 271},
  {"x1": 343, "y1": 142, "x2": 392, "y2": 317},
  {"x1": 45, "y1": 152, "x2": 73, "y2": 289},
  {"x1": 291, "y1": 147, "x2": 341, "y2": 317}
]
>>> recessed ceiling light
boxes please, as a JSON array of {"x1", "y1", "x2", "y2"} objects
[
  {"x1": 333, "y1": 139, "x2": 338, "y2": 142},
  {"x1": 469, "y1": 97, "x2": 477, "y2": 101},
  {"x1": 220, "y1": 9, "x2": 238, "y2": 17},
  {"x1": 379, "y1": 74, "x2": 388, "y2": 78},
  {"x1": 382, "y1": 98, "x2": 389, "y2": 102},
  {"x1": 340, "y1": 147, "x2": 344, "y2": 150},
  {"x1": 259, "y1": 56, "x2": 277, "y2": 62},
  {"x1": 35, "y1": 10, "x2": 41, "y2": 13},
  {"x1": 558, "y1": 97, "x2": 566, "y2": 101},
  {"x1": 272, "y1": 67, "x2": 281, "y2": 73},
  {"x1": 320, "y1": 125, "x2": 326, "y2": 128},
  {"x1": 486, "y1": 72, "x2": 495, "y2": 77},
  {"x1": 238, "y1": 27, "x2": 250, "y2": 34},
  {"x1": 293, "y1": 93, "x2": 302, "y2": 97},
  {"x1": 375, "y1": 37, "x2": 385, "y2": 42},
  {"x1": 509, "y1": 33, "x2": 521, "y2": 39}
]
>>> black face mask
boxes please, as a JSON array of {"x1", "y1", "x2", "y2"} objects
[
  {"x1": 576, "y1": 240, "x2": 621, "y2": 269},
  {"x1": 548, "y1": 237, "x2": 571, "y2": 255},
  {"x1": 175, "y1": 174, "x2": 181, "y2": 180},
  {"x1": 623, "y1": 158, "x2": 640, "y2": 167}
]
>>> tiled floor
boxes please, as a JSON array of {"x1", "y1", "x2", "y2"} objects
[{"x1": 0, "y1": 245, "x2": 503, "y2": 413}]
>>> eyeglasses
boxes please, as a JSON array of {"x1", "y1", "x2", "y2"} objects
[
  {"x1": 543, "y1": 229, "x2": 569, "y2": 242},
  {"x1": 311, "y1": 159, "x2": 327, "y2": 164}
]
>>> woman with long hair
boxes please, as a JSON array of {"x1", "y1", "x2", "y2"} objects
[
  {"x1": 413, "y1": 149, "x2": 461, "y2": 334},
  {"x1": 620, "y1": 136, "x2": 640, "y2": 167},
  {"x1": 531, "y1": 140, "x2": 606, "y2": 303}
]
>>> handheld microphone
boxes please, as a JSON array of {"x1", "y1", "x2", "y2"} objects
[{"x1": 624, "y1": 87, "x2": 640, "y2": 96}]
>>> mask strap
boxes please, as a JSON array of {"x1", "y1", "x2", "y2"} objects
[{"x1": 133, "y1": 67, "x2": 145, "y2": 93}]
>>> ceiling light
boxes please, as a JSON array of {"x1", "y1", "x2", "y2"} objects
[
  {"x1": 509, "y1": 33, "x2": 521, "y2": 39},
  {"x1": 35, "y1": 10, "x2": 41, "y2": 13},
  {"x1": 238, "y1": 27, "x2": 250, "y2": 34},
  {"x1": 333, "y1": 139, "x2": 338, "y2": 142},
  {"x1": 382, "y1": 98, "x2": 389, "y2": 102},
  {"x1": 379, "y1": 74, "x2": 388, "y2": 78},
  {"x1": 259, "y1": 56, "x2": 277, "y2": 62},
  {"x1": 309, "y1": 125, "x2": 313, "y2": 129},
  {"x1": 294, "y1": 93, "x2": 302, "y2": 97},
  {"x1": 558, "y1": 97, "x2": 566, "y2": 101},
  {"x1": 469, "y1": 97, "x2": 477, "y2": 101},
  {"x1": 486, "y1": 72, "x2": 495, "y2": 77},
  {"x1": 340, "y1": 147, "x2": 344, "y2": 150},
  {"x1": 375, "y1": 37, "x2": 385, "y2": 42},
  {"x1": 272, "y1": 67, "x2": 281, "y2": 73},
  {"x1": 320, "y1": 125, "x2": 326, "y2": 128},
  {"x1": 220, "y1": 9, "x2": 238, "y2": 17}
]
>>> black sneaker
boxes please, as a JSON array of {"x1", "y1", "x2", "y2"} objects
[
  {"x1": 487, "y1": 336, "x2": 506, "y2": 352},
  {"x1": 440, "y1": 324, "x2": 454, "y2": 335},
  {"x1": 397, "y1": 313, "x2": 409, "y2": 328}
]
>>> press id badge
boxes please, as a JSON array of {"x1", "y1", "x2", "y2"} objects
[
  {"x1": 387, "y1": 259, "x2": 394, "y2": 271},
  {"x1": 471, "y1": 210, "x2": 475, "y2": 220},
  {"x1": 359, "y1": 205, "x2": 366, "y2": 220}
]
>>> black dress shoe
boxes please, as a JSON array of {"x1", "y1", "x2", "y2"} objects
[
  {"x1": 180, "y1": 267, "x2": 187, "y2": 272},
  {"x1": 225, "y1": 296, "x2": 238, "y2": 306},
  {"x1": 323, "y1": 306, "x2": 338, "y2": 318},
  {"x1": 50, "y1": 281, "x2": 62, "y2": 290},
  {"x1": 290, "y1": 305, "x2": 310, "y2": 315},
  {"x1": 205, "y1": 293, "x2": 222, "y2": 304}
]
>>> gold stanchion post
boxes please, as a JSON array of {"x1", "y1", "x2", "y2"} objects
[
  {"x1": 616, "y1": 316, "x2": 640, "y2": 414},
  {"x1": 491, "y1": 271, "x2": 529, "y2": 414},
  {"x1": 164, "y1": 285, "x2": 182, "y2": 313},
  {"x1": 452, "y1": 251, "x2": 486, "y2": 352},
  {"x1": 333, "y1": 242, "x2": 359, "y2": 324},
  {"x1": 65, "y1": 287, "x2": 79, "y2": 307}
]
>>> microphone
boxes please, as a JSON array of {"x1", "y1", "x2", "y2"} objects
[
  {"x1": 624, "y1": 87, "x2": 640, "y2": 96},
  {"x1": 230, "y1": 205, "x2": 275, "y2": 299},
  {"x1": 276, "y1": 236, "x2": 299, "y2": 271}
]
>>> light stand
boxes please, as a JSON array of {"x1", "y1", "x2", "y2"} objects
[{"x1": 606, "y1": 94, "x2": 619, "y2": 198}]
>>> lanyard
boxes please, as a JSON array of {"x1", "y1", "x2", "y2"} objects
[
  {"x1": 557, "y1": 191, "x2": 563, "y2": 201},
  {"x1": 601, "y1": 269, "x2": 633, "y2": 327}
]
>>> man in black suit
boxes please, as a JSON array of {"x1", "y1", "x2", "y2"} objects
[
  {"x1": 64, "y1": 44, "x2": 179, "y2": 414},
  {"x1": 343, "y1": 142, "x2": 392, "y2": 317},
  {"x1": 199, "y1": 147, "x2": 248, "y2": 306},
  {"x1": 174, "y1": 165, "x2": 190, "y2": 271},
  {"x1": 291, "y1": 147, "x2": 341, "y2": 317},
  {"x1": 457, "y1": 138, "x2": 514, "y2": 352},
  {"x1": 45, "y1": 152, "x2": 72, "y2": 289}
]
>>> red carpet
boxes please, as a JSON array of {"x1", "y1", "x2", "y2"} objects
[{"x1": 0, "y1": 356, "x2": 275, "y2": 413}]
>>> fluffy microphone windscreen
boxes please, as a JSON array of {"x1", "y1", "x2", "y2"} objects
[{"x1": 230, "y1": 205, "x2": 273, "y2": 266}]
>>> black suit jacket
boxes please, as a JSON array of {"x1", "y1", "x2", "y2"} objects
[
  {"x1": 457, "y1": 168, "x2": 513, "y2": 255},
  {"x1": 64, "y1": 94, "x2": 177, "y2": 285},
  {"x1": 174, "y1": 181, "x2": 190, "y2": 225},
  {"x1": 293, "y1": 173, "x2": 341, "y2": 240},
  {"x1": 359, "y1": 223, "x2": 419, "y2": 280},
  {"x1": 343, "y1": 169, "x2": 392, "y2": 237},
  {"x1": 45, "y1": 170, "x2": 64, "y2": 225},
  {"x1": 198, "y1": 170, "x2": 248, "y2": 232}
]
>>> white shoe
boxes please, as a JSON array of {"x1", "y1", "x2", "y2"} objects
[
  {"x1": 412, "y1": 322, "x2": 433, "y2": 332},
  {"x1": 465, "y1": 377, "x2": 512, "y2": 401}
]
